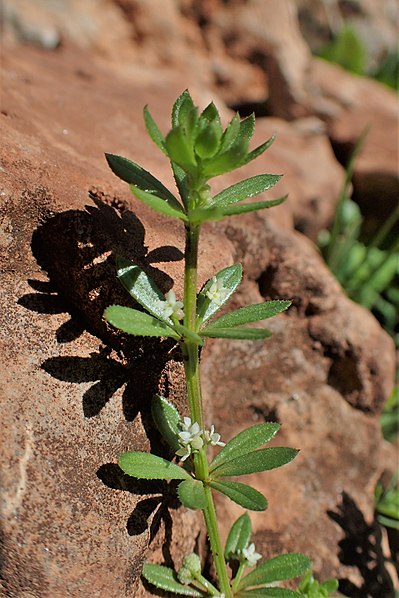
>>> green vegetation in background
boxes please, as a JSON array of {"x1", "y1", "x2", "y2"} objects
[
  {"x1": 318, "y1": 131, "x2": 399, "y2": 443},
  {"x1": 317, "y1": 22, "x2": 398, "y2": 90},
  {"x1": 375, "y1": 473, "x2": 399, "y2": 532},
  {"x1": 318, "y1": 131, "x2": 399, "y2": 348},
  {"x1": 318, "y1": 22, "x2": 366, "y2": 75}
]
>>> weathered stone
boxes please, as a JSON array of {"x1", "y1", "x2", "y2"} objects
[
  {"x1": 0, "y1": 45, "x2": 223, "y2": 598},
  {"x1": 202, "y1": 217, "x2": 396, "y2": 586},
  {"x1": 0, "y1": 28, "x2": 396, "y2": 598},
  {"x1": 205, "y1": 0, "x2": 312, "y2": 118},
  {"x1": 310, "y1": 57, "x2": 399, "y2": 230}
]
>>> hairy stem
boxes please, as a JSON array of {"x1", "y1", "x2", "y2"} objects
[{"x1": 182, "y1": 222, "x2": 232, "y2": 597}]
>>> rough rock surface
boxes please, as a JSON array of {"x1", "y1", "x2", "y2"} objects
[
  {"x1": 0, "y1": 4, "x2": 397, "y2": 597},
  {"x1": 203, "y1": 217, "x2": 396, "y2": 591},
  {"x1": 310, "y1": 58, "x2": 399, "y2": 232}
]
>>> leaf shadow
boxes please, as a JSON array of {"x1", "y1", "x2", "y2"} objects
[
  {"x1": 327, "y1": 491, "x2": 396, "y2": 597},
  {"x1": 18, "y1": 189, "x2": 185, "y2": 550}
]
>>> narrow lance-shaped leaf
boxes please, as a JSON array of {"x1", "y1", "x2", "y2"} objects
[
  {"x1": 171, "y1": 162, "x2": 189, "y2": 206},
  {"x1": 173, "y1": 322, "x2": 204, "y2": 346},
  {"x1": 238, "y1": 553, "x2": 311, "y2": 590},
  {"x1": 220, "y1": 196, "x2": 287, "y2": 217},
  {"x1": 172, "y1": 90, "x2": 191, "y2": 128},
  {"x1": 151, "y1": 395, "x2": 181, "y2": 452},
  {"x1": 236, "y1": 589, "x2": 301, "y2": 598},
  {"x1": 105, "y1": 153, "x2": 180, "y2": 208},
  {"x1": 187, "y1": 206, "x2": 224, "y2": 226},
  {"x1": 143, "y1": 105, "x2": 168, "y2": 155},
  {"x1": 237, "y1": 113, "x2": 255, "y2": 143},
  {"x1": 178, "y1": 479, "x2": 207, "y2": 510},
  {"x1": 131, "y1": 185, "x2": 188, "y2": 222},
  {"x1": 224, "y1": 512, "x2": 252, "y2": 560},
  {"x1": 210, "y1": 422, "x2": 280, "y2": 472},
  {"x1": 210, "y1": 447, "x2": 299, "y2": 478},
  {"x1": 202, "y1": 136, "x2": 249, "y2": 178},
  {"x1": 204, "y1": 300, "x2": 292, "y2": 330},
  {"x1": 241, "y1": 135, "x2": 276, "y2": 166},
  {"x1": 165, "y1": 126, "x2": 197, "y2": 172},
  {"x1": 200, "y1": 327, "x2": 272, "y2": 341},
  {"x1": 212, "y1": 174, "x2": 282, "y2": 208},
  {"x1": 197, "y1": 263, "x2": 243, "y2": 324},
  {"x1": 142, "y1": 564, "x2": 203, "y2": 597},
  {"x1": 116, "y1": 257, "x2": 173, "y2": 323},
  {"x1": 210, "y1": 480, "x2": 268, "y2": 511},
  {"x1": 218, "y1": 112, "x2": 240, "y2": 153},
  {"x1": 118, "y1": 451, "x2": 190, "y2": 480},
  {"x1": 104, "y1": 305, "x2": 179, "y2": 339}
]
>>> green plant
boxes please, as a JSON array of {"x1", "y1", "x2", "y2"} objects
[
  {"x1": 297, "y1": 571, "x2": 339, "y2": 597},
  {"x1": 318, "y1": 132, "x2": 399, "y2": 347},
  {"x1": 381, "y1": 385, "x2": 399, "y2": 443},
  {"x1": 318, "y1": 22, "x2": 367, "y2": 76},
  {"x1": 375, "y1": 473, "x2": 399, "y2": 531},
  {"x1": 104, "y1": 91, "x2": 337, "y2": 596}
]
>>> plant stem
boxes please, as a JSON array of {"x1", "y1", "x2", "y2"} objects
[
  {"x1": 182, "y1": 221, "x2": 232, "y2": 597},
  {"x1": 203, "y1": 484, "x2": 232, "y2": 596},
  {"x1": 231, "y1": 563, "x2": 246, "y2": 593}
]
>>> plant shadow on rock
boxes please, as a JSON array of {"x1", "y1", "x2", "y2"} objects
[
  {"x1": 18, "y1": 191, "x2": 185, "y2": 545},
  {"x1": 328, "y1": 491, "x2": 396, "y2": 597}
]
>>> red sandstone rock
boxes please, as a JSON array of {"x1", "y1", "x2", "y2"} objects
[{"x1": 0, "y1": 35, "x2": 396, "y2": 598}]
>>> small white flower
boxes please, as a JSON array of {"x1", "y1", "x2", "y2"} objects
[
  {"x1": 176, "y1": 417, "x2": 204, "y2": 461},
  {"x1": 157, "y1": 290, "x2": 184, "y2": 320},
  {"x1": 241, "y1": 543, "x2": 262, "y2": 567},
  {"x1": 206, "y1": 277, "x2": 230, "y2": 306},
  {"x1": 203, "y1": 425, "x2": 225, "y2": 447}
]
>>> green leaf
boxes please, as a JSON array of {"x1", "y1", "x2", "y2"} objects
[
  {"x1": 165, "y1": 127, "x2": 197, "y2": 172},
  {"x1": 210, "y1": 480, "x2": 268, "y2": 511},
  {"x1": 187, "y1": 206, "x2": 224, "y2": 225},
  {"x1": 212, "y1": 175, "x2": 282, "y2": 208},
  {"x1": 238, "y1": 554, "x2": 311, "y2": 590},
  {"x1": 197, "y1": 263, "x2": 243, "y2": 324},
  {"x1": 320, "y1": 579, "x2": 339, "y2": 593},
  {"x1": 151, "y1": 395, "x2": 181, "y2": 452},
  {"x1": 220, "y1": 196, "x2": 287, "y2": 217},
  {"x1": 172, "y1": 90, "x2": 191, "y2": 128},
  {"x1": 210, "y1": 423, "x2": 280, "y2": 472},
  {"x1": 172, "y1": 162, "x2": 189, "y2": 206},
  {"x1": 204, "y1": 300, "x2": 291, "y2": 329},
  {"x1": 210, "y1": 447, "x2": 299, "y2": 478},
  {"x1": 104, "y1": 305, "x2": 179, "y2": 339},
  {"x1": 200, "y1": 327, "x2": 272, "y2": 340},
  {"x1": 176, "y1": 92, "x2": 198, "y2": 136},
  {"x1": 224, "y1": 512, "x2": 252, "y2": 560},
  {"x1": 195, "y1": 102, "x2": 222, "y2": 159},
  {"x1": 173, "y1": 322, "x2": 204, "y2": 346},
  {"x1": 142, "y1": 564, "x2": 203, "y2": 596},
  {"x1": 195, "y1": 121, "x2": 221, "y2": 159},
  {"x1": 237, "y1": 113, "x2": 255, "y2": 143},
  {"x1": 105, "y1": 154, "x2": 179, "y2": 206},
  {"x1": 131, "y1": 185, "x2": 188, "y2": 221},
  {"x1": 118, "y1": 451, "x2": 190, "y2": 480},
  {"x1": 178, "y1": 479, "x2": 207, "y2": 510},
  {"x1": 116, "y1": 257, "x2": 172, "y2": 323},
  {"x1": 143, "y1": 106, "x2": 167, "y2": 155},
  {"x1": 202, "y1": 137, "x2": 248, "y2": 178},
  {"x1": 241, "y1": 135, "x2": 276, "y2": 166},
  {"x1": 219, "y1": 113, "x2": 240, "y2": 153},
  {"x1": 237, "y1": 589, "x2": 301, "y2": 597}
]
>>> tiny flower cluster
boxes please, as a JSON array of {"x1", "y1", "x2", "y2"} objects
[
  {"x1": 157, "y1": 290, "x2": 184, "y2": 321},
  {"x1": 176, "y1": 417, "x2": 225, "y2": 461},
  {"x1": 206, "y1": 277, "x2": 230, "y2": 306}
]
